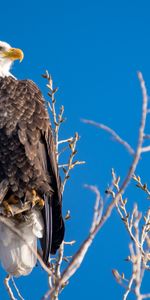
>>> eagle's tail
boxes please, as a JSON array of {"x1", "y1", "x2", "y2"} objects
[
  {"x1": 39, "y1": 134, "x2": 65, "y2": 265},
  {"x1": 41, "y1": 191, "x2": 65, "y2": 264},
  {"x1": 0, "y1": 209, "x2": 43, "y2": 277}
]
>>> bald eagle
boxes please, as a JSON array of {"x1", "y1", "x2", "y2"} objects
[{"x1": 0, "y1": 41, "x2": 64, "y2": 276}]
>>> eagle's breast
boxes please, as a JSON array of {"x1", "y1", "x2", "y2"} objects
[{"x1": 0, "y1": 76, "x2": 51, "y2": 198}]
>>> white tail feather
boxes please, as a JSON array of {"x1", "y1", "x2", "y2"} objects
[{"x1": 0, "y1": 209, "x2": 44, "y2": 276}]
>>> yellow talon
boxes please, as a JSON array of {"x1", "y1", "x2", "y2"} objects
[
  {"x1": 37, "y1": 198, "x2": 45, "y2": 209},
  {"x1": 31, "y1": 190, "x2": 37, "y2": 197},
  {"x1": 3, "y1": 200, "x2": 14, "y2": 216},
  {"x1": 31, "y1": 190, "x2": 45, "y2": 209}
]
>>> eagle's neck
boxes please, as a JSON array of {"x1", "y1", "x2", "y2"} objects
[{"x1": 0, "y1": 59, "x2": 13, "y2": 77}]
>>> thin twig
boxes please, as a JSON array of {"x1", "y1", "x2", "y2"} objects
[
  {"x1": 43, "y1": 71, "x2": 64, "y2": 156},
  {"x1": 58, "y1": 138, "x2": 74, "y2": 145},
  {"x1": 122, "y1": 275, "x2": 134, "y2": 300},
  {"x1": 141, "y1": 146, "x2": 150, "y2": 153},
  {"x1": 84, "y1": 185, "x2": 103, "y2": 233},
  {"x1": 81, "y1": 119, "x2": 135, "y2": 155},
  {"x1": 59, "y1": 161, "x2": 85, "y2": 169},
  {"x1": 109, "y1": 170, "x2": 143, "y2": 252},
  {"x1": 61, "y1": 132, "x2": 82, "y2": 194},
  {"x1": 144, "y1": 134, "x2": 150, "y2": 139},
  {"x1": 4, "y1": 275, "x2": 16, "y2": 300},
  {"x1": 11, "y1": 277, "x2": 25, "y2": 300}
]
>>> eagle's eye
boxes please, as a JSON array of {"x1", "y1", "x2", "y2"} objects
[{"x1": 0, "y1": 46, "x2": 4, "y2": 51}]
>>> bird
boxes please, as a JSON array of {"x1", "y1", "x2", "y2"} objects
[{"x1": 0, "y1": 41, "x2": 64, "y2": 276}]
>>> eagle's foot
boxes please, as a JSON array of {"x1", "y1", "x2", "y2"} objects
[
  {"x1": 2, "y1": 200, "x2": 14, "y2": 217},
  {"x1": 31, "y1": 190, "x2": 45, "y2": 209},
  {"x1": 2, "y1": 195, "x2": 20, "y2": 217}
]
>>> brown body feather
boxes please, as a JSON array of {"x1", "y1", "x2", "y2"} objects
[{"x1": 0, "y1": 76, "x2": 64, "y2": 262}]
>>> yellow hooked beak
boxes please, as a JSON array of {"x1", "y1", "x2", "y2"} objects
[{"x1": 2, "y1": 48, "x2": 24, "y2": 62}]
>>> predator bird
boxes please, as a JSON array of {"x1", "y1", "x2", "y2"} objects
[{"x1": 0, "y1": 41, "x2": 64, "y2": 276}]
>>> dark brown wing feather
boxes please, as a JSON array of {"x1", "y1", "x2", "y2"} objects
[{"x1": 0, "y1": 76, "x2": 64, "y2": 262}]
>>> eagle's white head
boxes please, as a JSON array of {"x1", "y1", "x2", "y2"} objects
[{"x1": 0, "y1": 41, "x2": 24, "y2": 77}]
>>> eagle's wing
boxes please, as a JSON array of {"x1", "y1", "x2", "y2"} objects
[
  {"x1": 26, "y1": 80, "x2": 65, "y2": 262},
  {"x1": 38, "y1": 127, "x2": 65, "y2": 262}
]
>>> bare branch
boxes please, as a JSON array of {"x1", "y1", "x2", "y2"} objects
[
  {"x1": 84, "y1": 185, "x2": 103, "y2": 232},
  {"x1": 81, "y1": 119, "x2": 135, "y2": 155},
  {"x1": 4, "y1": 275, "x2": 16, "y2": 300},
  {"x1": 132, "y1": 174, "x2": 150, "y2": 198},
  {"x1": 11, "y1": 277, "x2": 25, "y2": 300},
  {"x1": 117, "y1": 72, "x2": 148, "y2": 193},
  {"x1": 59, "y1": 161, "x2": 85, "y2": 169},
  {"x1": 144, "y1": 134, "x2": 150, "y2": 139},
  {"x1": 61, "y1": 132, "x2": 81, "y2": 194},
  {"x1": 123, "y1": 275, "x2": 134, "y2": 300},
  {"x1": 43, "y1": 71, "x2": 65, "y2": 156},
  {"x1": 141, "y1": 146, "x2": 150, "y2": 153},
  {"x1": 58, "y1": 138, "x2": 74, "y2": 145}
]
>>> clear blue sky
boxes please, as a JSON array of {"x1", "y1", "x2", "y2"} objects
[{"x1": 1, "y1": 0, "x2": 150, "y2": 299}]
